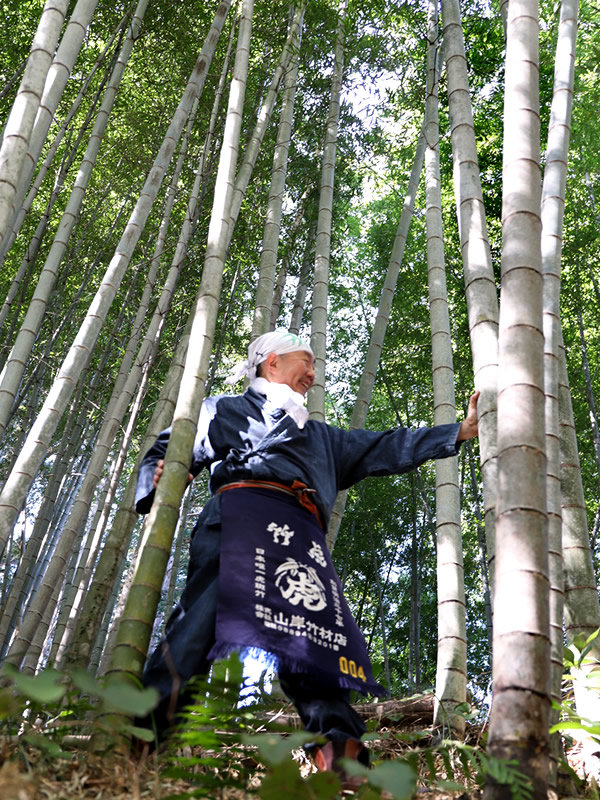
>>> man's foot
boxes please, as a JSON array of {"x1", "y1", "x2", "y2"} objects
[
  {"x1": 312, "y1": 739, "x2": 369, "y2": 791},
  {"x1": 130, "y1": 731, "x2": 157, "y2": 760}
]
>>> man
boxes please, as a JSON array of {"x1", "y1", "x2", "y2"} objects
[{"x1": 135, "y1": 329, "x2": 479, "y2": 773}]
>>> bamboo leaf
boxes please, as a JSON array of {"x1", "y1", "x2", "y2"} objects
[
  {"x1": 10, "y1": 668, "x2": 66, "y2": 705},
  {"x1": 242, "y1": 732, "x2": 315, "y2": 766}
]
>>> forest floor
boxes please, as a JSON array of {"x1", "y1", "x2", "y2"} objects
[
  {"x1": 0, "y1": 696, "x2": 596, "y2": 800},
  {"x1": 0, "y1": 728, "x2": 475, "y2": 800}
]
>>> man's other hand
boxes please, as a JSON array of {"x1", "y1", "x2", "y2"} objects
[{"x1": 152, "y1": 459, "x2": 194, "y2": 489}]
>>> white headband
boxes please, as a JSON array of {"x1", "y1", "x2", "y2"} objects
[{"x1": 225, "y1": 329, "x2": 313, "y2": 385}]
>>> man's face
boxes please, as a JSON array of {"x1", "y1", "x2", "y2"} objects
[{"x1": 270, "y1": 351, "x2": 315, "y2": 395}]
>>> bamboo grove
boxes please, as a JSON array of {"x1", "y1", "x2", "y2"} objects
[{"x1": 0, "y1": 0, "x2": 600, "y2": 795}]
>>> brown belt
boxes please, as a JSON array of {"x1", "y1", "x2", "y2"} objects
[{"x1": 215, "y1": 479, "x2": 324, "y2": 529}]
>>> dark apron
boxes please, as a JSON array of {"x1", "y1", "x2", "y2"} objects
[{"x1": 208, "y1": 487, "x2": 385, "y2": 697}]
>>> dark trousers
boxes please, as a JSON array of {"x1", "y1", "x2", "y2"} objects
[{"x1": 141, "y1": 513, "x2": 366, "y2": 745}]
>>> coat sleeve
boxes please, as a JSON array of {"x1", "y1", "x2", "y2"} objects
[
  {"x1": 135, "y1": 400, "x2": 218, "y2": 514},
  {"x1": 335, "y1": 422, "x2": 462, "y2": 490}
]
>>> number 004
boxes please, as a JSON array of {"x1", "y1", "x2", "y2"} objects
[{"x1": 339, "y1": 656, "x2": 366, "y2": 683}]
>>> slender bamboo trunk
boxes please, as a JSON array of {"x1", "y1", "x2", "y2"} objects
[
  {"x1": 0, "y1": 70, "x2": 120, "y2": 330},
  {"x1": 96, "y1": 538, "x2": 144, "y2": 677},
  {"x1": 0, "y1": 0, "x2": 70, "y2": 248},
  {"x1": 270, "y1": 183, "x2": 313, "y2": 328},
  {"x1": 48, "y1": 470, "x2": 112, "y2": 665},
  {"x1": 466, "y1": 441, "x2": 493, "y2": 650},
  {"x1": 208, "y1": 264, "x2": 243, "y2": 391},
  {"x1": 559, "y1": 328, "x2": 600, "y2": 644},
  {"x1": 424, "y1": 0, "x2": 465, "y2": 735},
  {"x1": 289, "y1": 218, "x2": 316, "y2": 333},
  {"x1": 0, "y1": 138, "x2": 79, "y2": 336},
  {"x1": 162, "y1": 493, "x2": 191, "y2": 635},
  {"x1": 308, "y1": 0, "x2": 347, "y2": 422},
  {"x1": 443, "y1": 0, "x2": 499, "y2": 592},
  {"x1": 0, "y1": 523, "x2": 16, "y2": 608},
  {"x1": 88, "y1": 564, "x2": 127, "y2": 675},
  {"x1": 354, "y1": 559, "x2": 372, "y2": 631},
  {"x1": 409, "y1": 479, "x2": 421, "y2": 689},
  {"x1": 369, "y1": 540, "x2": 391, "y2": 692},
  {"x1": 485, "y1": 1, "x2": 549, "y2": 795},
  {"x1": 0, "y1": 369, "x2": 92, "y2": 653},
  {"x1": 226, "y1": 3, "x2": 304, "y2": 247},
  {"x1": 540, "y1": 0, "x2": 579, "y2": 784},
  {"x1": 0, "y1": 60, "x2": 26, "y2": 106},
  {"x1": 23, "y1": 545, "x2": 76, "y2": 673},
  {"x1": 498, "y1": 0, "x2": 509, "y2": 38},
  {"x1": 377, "y1": 365, "x2": 439, "y2": 555},
  {"x1": 0, "y1": 431, "x2": 78, "y2": 654},
  {"x1": 251, "y1": 5, "x2": 305, "y2": 339}
]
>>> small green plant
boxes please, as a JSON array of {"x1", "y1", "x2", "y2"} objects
[
  {"x1": 0, "y1": 662, "x2": 158, "y2": 757},
  {"x1": 551, "y1": 629, "x2": 600, "y2": 742},
  {"x1": 162, "y1": 654, "x2": 417, "y2": 799},
  {"x1": 396, "y1": 737, "x2": 533, "y2": 800},
  {"x1": 161, "y1": 653, "x2": 272, "y2": 797}
]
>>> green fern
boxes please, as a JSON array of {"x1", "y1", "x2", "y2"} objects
[{"x1": 452, "y1": 742, "x2": 534, "y2": 800}]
